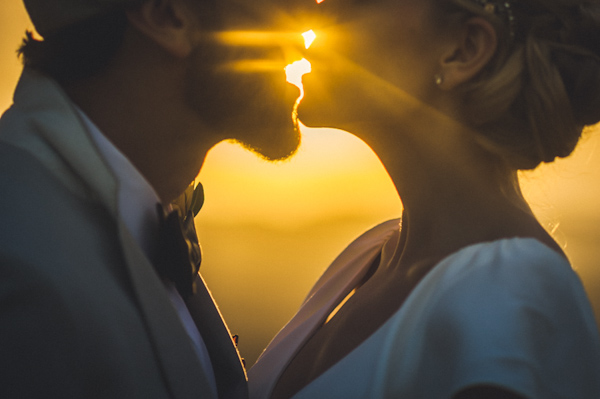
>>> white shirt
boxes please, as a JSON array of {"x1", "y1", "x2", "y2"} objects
[
  {"x1": 249, "y1": 220, "x2": 600, "y2": 398},
  {"x1": 76, "y1": 108, "x2": 218, "y2": 397}
]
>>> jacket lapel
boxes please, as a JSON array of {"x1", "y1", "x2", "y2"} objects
[
  {"x1": 5, "y1": 69, "x2": 221, "y2": 399},
  {"x1": 186, "y1": 274, "x2": 249, "y2": 399},
  {"x1": 119, "y1": 225, "x2": 216, "y2": 398}
]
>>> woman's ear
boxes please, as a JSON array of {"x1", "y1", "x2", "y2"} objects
[
  {"x1": 126, "y1": 0, "x2": 197, "y2": 58},
  {"x1": 437, "y1": 17, "x2": 497, "y2": 90}
]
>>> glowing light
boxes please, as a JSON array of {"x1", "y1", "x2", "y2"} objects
[
  {"x1": 213, "y1": 31, "x2": 299, "y2": 47},
  {"x1": 302, "y1": 30, "x2": 317, "y2": 49},
  {"x1": 285, "y1": 58, "x2": 312, "y2": 95},
  {"x1": 316, "y1": 0, "x2": 325, "y2": 3},
  {"x1": 285, "y1": 29, "x2": 317, "y2": 121},
  {"x1": 221, "y1": 60, "x2": 284, "y2": 73},
  {"x1": 285, "y1": 58, "x2": 312, "y2": 125}
]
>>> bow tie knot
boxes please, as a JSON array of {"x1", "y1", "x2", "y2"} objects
[{"x1": 154, "y1": 183, "x2": 204, "y2": 299}]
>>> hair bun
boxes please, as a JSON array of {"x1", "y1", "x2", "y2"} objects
[
  {"x1": 553, "y1": 47, "x2": 600, "y2": 126},
  {"x1": 545, "y1": 2, "x2": 600, "y2": 126},
  {"x1": 447, "y1": 0, "x2": 600, "y2": 169},
  {"x1": 564, "y1": 3, "x2": 600, "y2": 56}
]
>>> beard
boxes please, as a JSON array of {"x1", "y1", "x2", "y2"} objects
[{"x1": 185, "y1": 42, "x2": 302, "y2": 161}]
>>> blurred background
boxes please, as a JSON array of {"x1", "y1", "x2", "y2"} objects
[{"x1": 2, "y1": 0, "x2": 599, "y2": 367}]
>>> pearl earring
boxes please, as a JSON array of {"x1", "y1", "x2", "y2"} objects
[{"x1": 434, "y1": 73, "x2": 444, "y2": 86}]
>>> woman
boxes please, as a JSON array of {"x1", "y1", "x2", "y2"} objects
[{"x1": 250, "y1": 0, "x2": 600, "y2": 398}]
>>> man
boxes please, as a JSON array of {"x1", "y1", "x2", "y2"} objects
[{"x1": 0, "y1": 0, "x2": 302, "y2": 397}]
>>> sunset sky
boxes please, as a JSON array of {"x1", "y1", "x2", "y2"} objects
[{"x1": 2, "y1": 0, "x2": 599, "y2": 366}]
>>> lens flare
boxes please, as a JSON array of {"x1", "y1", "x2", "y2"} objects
[
  {"x1": 286, "y1": 30, "x2": 316, "y2": 90},
  {"x1": 302, "y1": 30, "x2": 317, "y2": 49},
  {"x1": 285, "y1": 58, "x2": 312, "y2": 95},
  {"x1": 285, "y1": 29, "x2": 317, "y2": 123},
  {"x1": 213, "y1": 31, "x2": 299, "y2": 47}
]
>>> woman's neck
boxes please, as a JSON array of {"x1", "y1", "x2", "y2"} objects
[{"x1": 359, "y1": 118, "x2": 549, "y2": 271}]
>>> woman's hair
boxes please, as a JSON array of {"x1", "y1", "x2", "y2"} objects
[
  {"x1": 17, "y1": 9, "x2": 130, "y2": 86},
  {"x1": 435, "y1": 0, "x2": 600, "y2": 170}
]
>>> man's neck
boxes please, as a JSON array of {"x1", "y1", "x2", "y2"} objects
[{"x1": 64, "y1": 64, "x2": 220, "y2": 203}]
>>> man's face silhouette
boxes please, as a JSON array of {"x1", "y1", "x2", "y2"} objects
[{"x1": 184, "y1": 0, "x2": 303, "y2": 161}]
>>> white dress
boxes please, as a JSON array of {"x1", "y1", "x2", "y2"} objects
[{"x1": 249, "y1": 219, "x2": 600, "y2": 398}]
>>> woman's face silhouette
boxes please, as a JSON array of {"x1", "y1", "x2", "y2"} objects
[{"x1": 298, "y1": 0, "x2": 446, "y2": 131}]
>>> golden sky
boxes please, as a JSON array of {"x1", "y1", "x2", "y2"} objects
[{"x1": 2, "y1": 0, "x2": 600, "y2": 365}]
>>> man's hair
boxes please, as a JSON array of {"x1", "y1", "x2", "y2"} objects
[{"x1": 17, "y1": 10, "x2": 129, "y2": 86}]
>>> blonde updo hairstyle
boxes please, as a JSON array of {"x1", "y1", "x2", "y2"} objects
[{"x1": 434, "y1": 0, "x2": 600, "y2": 170}]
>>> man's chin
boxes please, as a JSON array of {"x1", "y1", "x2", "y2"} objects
[
  {"x1": 229, "y1": 84, "x2": 302, "y2": 161},
  {"x1": 233, "y1": 119, "x2": 301, "y2": 162}
]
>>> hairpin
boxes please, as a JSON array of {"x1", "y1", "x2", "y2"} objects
[{"x1": 470, "y1": 0, "x2": 516, "y2": 38}]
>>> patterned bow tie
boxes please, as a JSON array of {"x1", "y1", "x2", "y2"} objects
[{"x1": 154, "y1": 183, "x2": 205, "y2": 299}]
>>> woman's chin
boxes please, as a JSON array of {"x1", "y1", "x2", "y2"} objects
[
  {"x1": 298, "y1": 75, "x2": 378, "y2": 131},
  {"x1": 296, "y1": 98, "x2": 322, "y2": 128},
  {"x1": 297, "y1": 94, "x2": 346, "y2": 130}
]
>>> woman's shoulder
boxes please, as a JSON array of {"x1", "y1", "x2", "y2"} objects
[
  {"x1": 433, "y1": 237, "x2": 574, "y2": 293},
  {"x1": 377, "y1": 238, "x2": 600, "y2": 398},
  {"x1": 420, "y1": 237, "x2": 585, "y2": 318},
  {"x1": 302, "y1": 219, "x2": 401, "y2": 303},
  {"x1": 404, "y1": 238, "x2": 600, "y2": 360},
  {"x1": 345, "y1": 219, "x2": 402, "y2": 251}
]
